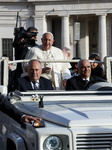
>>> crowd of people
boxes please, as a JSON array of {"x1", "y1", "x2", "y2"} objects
[
  {"x1": 5, "y1": 26, "x2": 107, "y2": 93},
  {"x1": 1, "y1": 26, "x2": 108, "y2": 126}
]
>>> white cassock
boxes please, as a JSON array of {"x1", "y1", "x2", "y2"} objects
[{"x1": 23, "y1": 45, "x2": 71, "y2": 90}]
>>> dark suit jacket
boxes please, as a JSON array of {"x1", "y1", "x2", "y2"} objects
[
  {"x1": 66, "y1": 75, "x2": 106, "y2": 91},
  {"x1": 0, "y1": 94, "x2": 23, "y2": 123},
  {"x1": 15, "y1": 76, "x2": 54, "y2": 92}
]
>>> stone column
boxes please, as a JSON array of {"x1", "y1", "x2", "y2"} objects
[
  {"x1": 84, "y1": 19, "x2": 89, "y2": 59},
  {"x1": 61, "y1": 16, "x2": 70, "y2": 48},
  {"x1": 78, "y1": 19, "x2": 89, "y2": 59},
  {"x1": 106, "y1": 16, "x2": 111, "y2": 56},
  {"x1": 34, "y1": 15, "x2": 47, "y2": 44},
  {"x1": 98, "y1": 14, "x2": 107, "y2": 61}
]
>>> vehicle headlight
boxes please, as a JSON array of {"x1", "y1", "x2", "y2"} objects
[{"x1": 43, "y1": 136, "x2": 62, "y2": 150}]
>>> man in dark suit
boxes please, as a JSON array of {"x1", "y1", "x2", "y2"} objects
[
  {"x1": 66, "y1": 59, "x2": 106, "y2": 90},
  {"x1": 15, "y1": 59, "x2": 54, "y2": 91},
  {"x1": 0, "y1": 94, "x2": 41, "y2": 124}
]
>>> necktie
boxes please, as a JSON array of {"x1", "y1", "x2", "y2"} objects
[
  {"x1": 33, "y1": 81, "x2": 39, "y2": 90},
  {"x1": 83, "y1": 80, "x2": 89, "y2": 86}
]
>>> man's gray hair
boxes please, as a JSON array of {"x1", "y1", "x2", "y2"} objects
[
  {"x1": 77, "y1": 59, "x2": 90, "y2": 68},
  {"x1": 42, "y1": 32, "x2": 54, "y2": 39},
  {"x1": 28, "y1": 59, "x2": 41, "y2": 68}
]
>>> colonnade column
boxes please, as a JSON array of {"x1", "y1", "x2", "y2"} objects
[
  {"x1": 106, "y1": 16, "x2": 112, "y2": 56},
  {"x1": 98, "y1": 14, "x2": 107, "y2": 61},
  {"x1": 78, "y1": 18, "x2": 89, "y2": 59},
  {"x1": 84, "y1": 19, "x2": 89, "y2": 59},
  {"x1": 61, "y1": 16, "x2": 70, "y2": 48},
  {"x1": 34, "y1": 15, "x2": 47, "y2": 44}
]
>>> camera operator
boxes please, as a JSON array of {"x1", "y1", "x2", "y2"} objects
[
  {"x1": 27, "y1": 27, "x2": 38, "y2": 47},
  {"x1": 12, "y1": 26, "x2": 38, "y2": 79}
]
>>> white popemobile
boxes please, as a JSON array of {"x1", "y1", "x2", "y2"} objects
[{"x1": 1, "y1": 57, "x2": 112, "y2": 150}]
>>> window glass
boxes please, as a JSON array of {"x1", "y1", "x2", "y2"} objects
[{"x1": 2, "y1": 38, "x2": 13, "y2": 58}]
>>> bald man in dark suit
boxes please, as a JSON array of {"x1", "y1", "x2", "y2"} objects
[
  {"x1": 15, "y1": 59, "x2": 54, "y2": 91},
  {"x1": 66, "y1": 59, "x2": 106, "y2": 90}
]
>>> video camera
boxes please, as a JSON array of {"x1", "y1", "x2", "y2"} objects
[{"x1": 13, "y1": 27, "x2": 38, "y2": 47}]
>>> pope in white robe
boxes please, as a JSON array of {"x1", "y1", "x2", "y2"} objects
[{"x1": 23, "y1": 32, "x2": 71, "y2": 90}]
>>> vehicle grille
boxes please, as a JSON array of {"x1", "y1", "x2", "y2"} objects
[{"x1": 76, "y1": 133, "x2": 112, "y2": 150}]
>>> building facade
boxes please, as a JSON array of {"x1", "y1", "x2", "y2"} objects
[{"x1": 0, "y1": 0, "x2": 112, "y2": 60}]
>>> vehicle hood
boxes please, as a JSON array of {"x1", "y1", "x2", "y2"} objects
[{"x1": 15, "y1": 101, "x2": 112, "y2": 127}]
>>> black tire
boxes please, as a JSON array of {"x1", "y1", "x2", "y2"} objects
[{"x1": 7, "y1": 139, "x2": 16, "y2": 150}]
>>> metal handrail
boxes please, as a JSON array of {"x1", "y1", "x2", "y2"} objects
[{"x1": 8, "y1": 59, "x2": 104, "y2": 64}]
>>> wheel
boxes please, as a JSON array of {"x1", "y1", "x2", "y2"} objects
[{"x1": 7, "y1": 139, "x2": 16, "y2": 150}]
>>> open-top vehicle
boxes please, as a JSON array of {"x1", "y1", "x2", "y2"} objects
[{"x1": 1, "y1": 57, "x2": 112, "y2": 150}]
